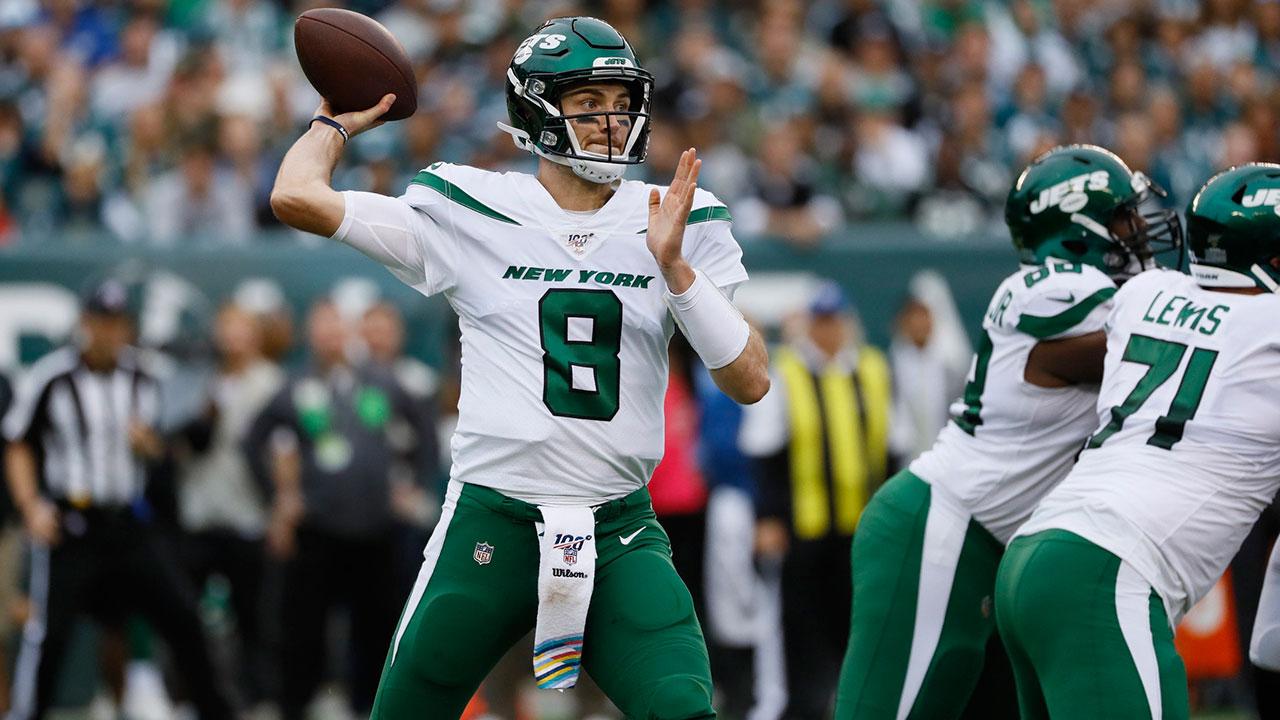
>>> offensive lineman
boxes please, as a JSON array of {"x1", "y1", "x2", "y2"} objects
[
  {"x1": 996, "y1": 163, "x2": 1280, "y2": 720},
  {"x1": 269, "y1": 16, "x2": 768, "y2": 720},
  {"x1": 835, "y1": 145, "x2": 1182, "y2": 719}
]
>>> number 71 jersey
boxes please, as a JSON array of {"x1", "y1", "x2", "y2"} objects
[
  {"x1": 338, "y1": 163, "x2": 747, "y2": 505},
  {"x1": 1016, "y1": 268, "x2": 1280, "y2": 622}
]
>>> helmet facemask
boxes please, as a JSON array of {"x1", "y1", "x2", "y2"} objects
[
  {"x1": 546, "y1": 78, "x2": 650, "y2": 183},
  {"x1": 1072, "y1": 173, "x2": 1183, "y2": 281}
]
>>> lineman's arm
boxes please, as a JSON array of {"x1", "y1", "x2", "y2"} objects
[
  {"x1": 1024, "y1": 330, "x2": 1107, "y2": 387},
  {"x1": 270, "y1": 95, "x2": 396, "y2": 237}
]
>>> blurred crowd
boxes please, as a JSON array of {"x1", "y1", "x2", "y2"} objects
[{"x1": 2, "y1": 0, "x2": 1279, "y2": 247}]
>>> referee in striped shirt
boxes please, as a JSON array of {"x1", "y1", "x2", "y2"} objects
[{"x1": 1, "y1": 280, "x2": 233, "y2": 720}]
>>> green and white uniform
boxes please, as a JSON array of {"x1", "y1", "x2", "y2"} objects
[
  {"x1": 837, "y1": 261, "x2": 1115, "y2": 720},
  {"x1": 999, "y1": 268, "x2": 1280, "y2": 720},
  {"x1": 332, "y1": 163, "x2": 745, "y2": 718}
]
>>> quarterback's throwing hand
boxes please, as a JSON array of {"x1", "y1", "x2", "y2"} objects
[
  {"x1": 648, "y1": 149, "x2": 701, "y2": 292},
  {"x1": 314, "y1": 93, "x2": 397, "y2": 140}
]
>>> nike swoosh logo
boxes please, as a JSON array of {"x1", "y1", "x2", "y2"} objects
[
  {"x1": 1048, "y1": 293, "x2": 1076, "y2": 303},
  {"x1": 619, "y1": 528, "x2": 645, "y2": 545}
]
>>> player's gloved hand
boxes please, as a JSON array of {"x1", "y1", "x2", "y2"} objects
[
  {"x1": 314, "y1": 93, "x2": 396, "y2": 140},
  {"x1": 647, "y1": 148, "x2": 701, "y2": 294}
]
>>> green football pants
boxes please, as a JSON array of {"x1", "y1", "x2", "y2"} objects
[
  {"x1": 996, "y1": 529, "x2": 1190, "y2": 720},
  {"x1": 371, "y1": 481, "x2": 715, "y2": 720},
  {"x1": 835, "y1": 470, "x2": 1017, "y2": 720}
]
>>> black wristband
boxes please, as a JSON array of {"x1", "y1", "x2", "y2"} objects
[{"x1": 310, "y1": 115, "x2": 349, "y2": 143}]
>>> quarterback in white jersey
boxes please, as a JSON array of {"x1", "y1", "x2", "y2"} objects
[
  {"x1": 269, "y1": 17, "x2": 768, "y2": 720},
  {"x1": 339, "y1": 161, "x2": 749, "y2": 504},
  {"x1": 836, "y1": 145, "x2": 1183, "y2": 720},
  {"x1": 998, "y1": 163, "x2": 1280, "y2": 720}
]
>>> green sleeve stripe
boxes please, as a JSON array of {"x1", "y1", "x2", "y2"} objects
[
  {"x1": 636, "y1": 205, "x2": 733, "y2": 233},
  {"x1": 1016, "y1": 287, "x2": 1117, "y2": 339},
  {"x1": 686, "y1": 205, "x2": 732, "y2": 225},
  {"x1": 410, "y1": 171, "x2": 520, "y2": 225}
]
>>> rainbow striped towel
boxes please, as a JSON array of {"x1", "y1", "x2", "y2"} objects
[
  {"x1": 533, "y1": 634, "x2": 585, "y2": 689},
  {"x1": 534, "y1": 505, "x2": 596, "y2": 690}
]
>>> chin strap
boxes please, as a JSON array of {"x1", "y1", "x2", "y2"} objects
[
  {"x1": 1252, "y1": 263, "x2": 1280, "y2": 293},
  {"x1": 497, "y1": 121, "x2": 534, "y2": 153},
  {"x1": 1191, "y1": 262, "x2": 1280, "y2": 292},
  {"x1": 564, "y1": 156, "x2": 626, "y2": 184}
]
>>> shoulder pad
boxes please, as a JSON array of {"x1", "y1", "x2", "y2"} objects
[
  {"x1": 404, "y1": 163, "x2": 523, "y2": 226},
  {"x1": 1012, "y1": 263, "x2": 1117, "y2": 339}
]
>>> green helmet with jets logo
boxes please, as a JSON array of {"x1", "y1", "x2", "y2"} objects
[
  {"x1": 1005, "y1": 144, "x2": 1182, "y2": 279},
  {"x1": 1186, "y1": 163, "x2": 1280, "y2": 292},
  {"x1": 499, "y1": 17, "x2": 653, "y2": 184}
]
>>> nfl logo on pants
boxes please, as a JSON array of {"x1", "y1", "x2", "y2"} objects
[{"x1": 473, "y1": 542, "x2": 494, "y2": 565}]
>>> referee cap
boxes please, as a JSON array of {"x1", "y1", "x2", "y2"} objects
[{"x1": 82, "y1": 278, "x2": 131, "y2": 317}]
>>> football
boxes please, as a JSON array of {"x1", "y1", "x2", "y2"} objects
[{"x1": 294, "y1": 8, "x2": 418, "y2": 122}]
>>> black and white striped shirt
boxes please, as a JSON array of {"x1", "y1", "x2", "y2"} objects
[{"x1": 1, "y1": 347, "x2": 160, "y2": 506}]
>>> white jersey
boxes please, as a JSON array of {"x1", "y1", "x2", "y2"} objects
[
  {"x1": 333, "y1": 163, "x2": 747, "y2": 504},
  {"x1": 911, "y1": 261, "x2": 1115, "y2": 543},
  {"x1": 1016, "y1": 269, "x2": 1280, "y2": 623}
]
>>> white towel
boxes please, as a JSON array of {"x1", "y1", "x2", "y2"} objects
[{"x1": 533, "y1": 505, "x2": 597, "y2": 690}]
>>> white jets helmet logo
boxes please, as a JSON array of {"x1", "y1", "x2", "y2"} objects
[
  {"x1": 1241, "y1": 187, "x2": 1280, "y2": 217},
  {"x1": 513, "y1": 33, "x2": 567, "y2": 65},
  {"x1": 1029, "y1": 170, "x2": 1111, "y2": 215}
]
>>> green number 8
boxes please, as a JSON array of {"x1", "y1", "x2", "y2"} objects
[{"x1": 539, "y1": 289, "x2": 623, "y2": 420}]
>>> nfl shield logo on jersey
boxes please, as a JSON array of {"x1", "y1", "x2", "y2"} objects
[{"x1": 473, "y1": 541, "x2": 494, "y2": 565}]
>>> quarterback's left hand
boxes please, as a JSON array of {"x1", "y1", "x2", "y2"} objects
[{"x1": 648, "y1": 148, "x2": 700, "y2": 293}]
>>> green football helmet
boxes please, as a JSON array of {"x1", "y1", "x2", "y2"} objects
[
  {"x1": 498, "y1": 17, "x2": 653, "y2": 184},
  {"x1": 1186, "y1": 163, "x2": 1280, "y2": 292},
  {"x1": 1005, "y1": 144, "x2": 1182, "y2": 279}
]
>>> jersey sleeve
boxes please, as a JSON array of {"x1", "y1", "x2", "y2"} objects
[
  {"x1": 1013, "y1": 266, "x2": 1117, "y2": 340},
  {"x1": 684, "y1": 190, "x2": 749, "y2": 297},
  {"x1": 332, "y1": 190, "x2": 460, "y2": 297}
]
